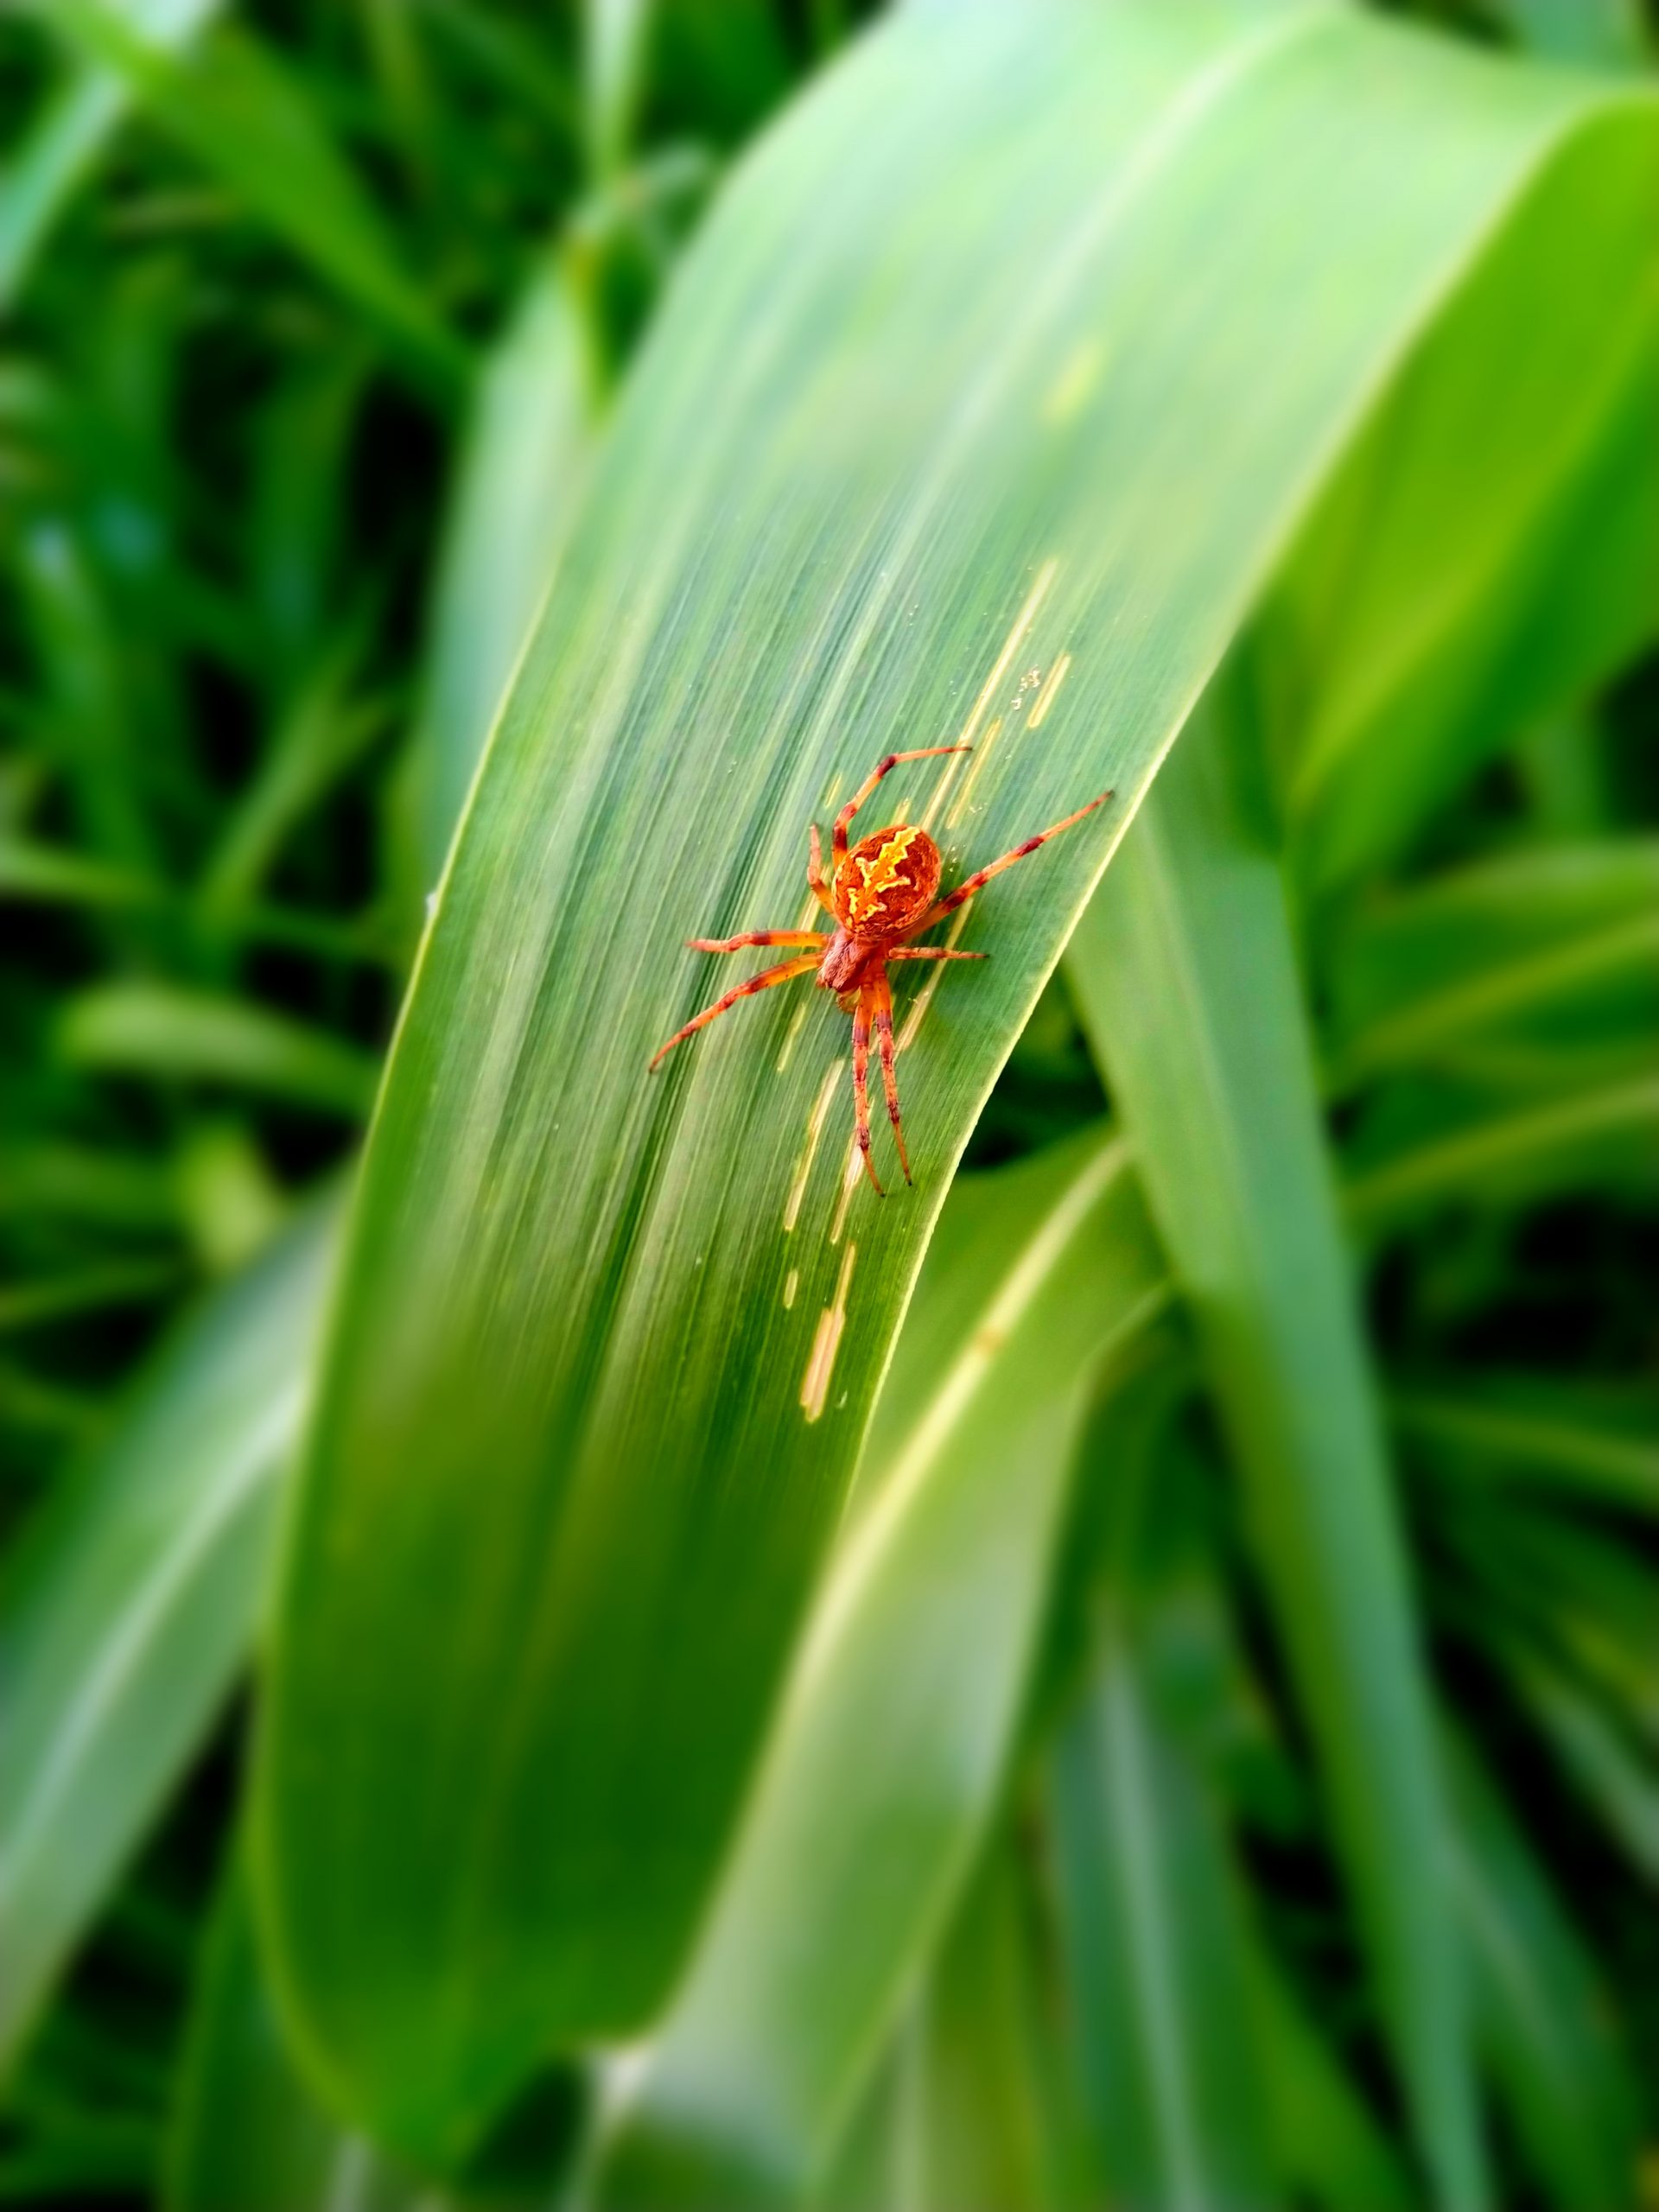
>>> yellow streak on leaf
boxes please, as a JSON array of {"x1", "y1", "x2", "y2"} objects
[
  {"x1": 828, "y1": 1135, "x2": 864, "y2": 1247},
  {"x1": 1040, "y1": 335, "x2": 1109, "y2": 425},
  {"x1": 784, "y1": 1058, "x2": 844, "y2": 1232},
  {"x1": 942, "y1": 556, "x2": 1059, "y2": 827},
  {"x1": 1026, "y1": 649, "x2": 1071, "y2": 729},
  {"x1": 895, "y1": 907, "x2": 974, "y2": 1055},
  {"x1": 800, "y1": 1241, "x2": 858, "y2": 1425},
  {"x1": 774, "y1": 999, "x2": 810, "y2": 1073},
  {"x1": 942, "y1": 715, "x2": 1003, "y2": 830},
  {"x1": 919, "y1": 748, "x2": 969, "y2": 832}
]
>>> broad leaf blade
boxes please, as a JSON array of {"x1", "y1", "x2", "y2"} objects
[
  {"x1": 255, "y1": 0, "x2": 1656, "y2": 2156},
  {"x1": 596, "y1": 1129, "x2": 1165, "y2": 2205}
]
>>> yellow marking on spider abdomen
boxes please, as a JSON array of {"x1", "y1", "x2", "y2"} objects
[{"x1": 843, "y1": 823, "x2": 936, "y2": 933}]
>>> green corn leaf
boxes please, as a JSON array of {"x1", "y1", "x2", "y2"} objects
[
  {"x1": 1065, "y1": 677, "x2": 1483, "y2": 2203},
  {"x1": 1324, "y1": 845, "x2": 1659, "y2": 1095},
  {"x1": 0, "y1": 1200, "x2": 336, "y2": 2074},
  {"x1": 583, "y1": 0, "x2": 656, "y2": 185},
  {"x1": 1392, "y1": 1376, "x2": 1659, "y2": 1516},
  {"x1": 595, "y1": 1128, "x2": 1166, "y2": 2206},
  {"x1": 1050, "y1": 1634, "x2": 1276, "y2": 2212},
  {"x1": 166, "y1": 1862, "x2": 556, "y2": 2212},
  {"x1": 1055, "y1": 1400, "x2": 1410, "y2": 2212},
  {"x1": 901, "y1": 1838, "x2": 1072, "y2": 2212},
  {"x1": 1501, "y1": 1649, "x2": 1659, "y2": 1885},
  {"x1": 1344, "y1": 1071, "x2": 1659, "y2": 1230},
  {"x1": 0, "y1": 0, "x2": 219, "y2": 313},
  {"x1": 45, "y1": 0, "x2": 465, "y2": 393},
  {"x1": 57, "y1": 982, "x2": 380, "y2": 1117},
  {"x1": 1260, "y1": 137, "x2": 1659, "y2": 896},
  {"x1": 166, "y1": 1862, "x2": 372, "y2": 2212},
  {"x1": 1243, "y1": 1936, "x2": 1414, "y2": 2212},
  {"x1": 403, "y1": 248, "x2": 604, "y2": 889},
  {"x1": 1449, "y1": 1738, "x2": 1644, "y2": 2212},
  {"x1": 1490, "y1": 0, "x2": 1653, "y2": 70},
  {"x1": 253, "y1": 0, "x2": 1657, "y2": 2160}
]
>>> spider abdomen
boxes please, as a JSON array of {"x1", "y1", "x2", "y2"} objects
[{"x1": 834, "y1": 823, "x2": 941, "y2": 942}]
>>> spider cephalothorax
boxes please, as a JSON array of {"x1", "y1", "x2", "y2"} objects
[{"x1": 649, "y1": 747, "x2": 1110, "y2": 1193}]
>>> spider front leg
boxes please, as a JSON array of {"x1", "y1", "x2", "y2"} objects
[
  {"x1": 915, "y1": 791, "x2": 1113, "y2": 930},
  {"x1": 871, "y1": 968, "x2": 910, "y2": 1185},
  {"x1": 850, "y1": 984, "x2": 883, "y2": 1195},
  {"x1": 833, "y1": 746, "x2": 969, "y2": 862},
  {"x1": 648, "y1": 950, "x2": 820, "y2": 1070}
]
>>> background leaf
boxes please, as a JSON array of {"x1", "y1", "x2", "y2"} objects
[
  {"x1": 1065, "y1": 673, "x2": 1484, "y2": 2204},
  {"x1": 46, "y1": 0, "x2": 465, "y2": 391},
  {"x1": 0, "y1": 1200, "x2": 336, "y2": 2070}
]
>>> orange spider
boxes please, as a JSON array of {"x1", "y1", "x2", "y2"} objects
[{"x1": 648, "y1": 747, "x2": 1112, "y2": 1193}]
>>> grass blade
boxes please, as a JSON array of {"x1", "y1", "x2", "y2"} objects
[
  {"x1": 0, "y1": 1201, "x2": 336, "y2": 2073},
  {"x1": 48, "y1": 0, "x2": 465, "y2": 392},
  {"x1": 404, "y1": 249, "x2": 602, "y2": 887},
  {"x1": 1449, "y1": 1739, "x2": 1644, "y2": 2212},
  {"x1": 1243, "y1": 1936, "x2": 1414, "y2": 2212},
  {"x1": 1051, "y1": 1643, "x2": 1275, "y2": 2212},
  {"x1": 0, "y1": 0, "x2": 219, "y2": 312},
  {"x1": 1393, "y1": 1376, "x2": 1659, "y2": 1516},
  {"x1": 58, "y1": 983, "x2": 380, "y2": 1117},
  {"x1": 166, "y1": 1861, "x2": 554, "y2": 2212},
  {"x1": 904, "y1": 1839, "x2": 1070, "y2": 2212}
]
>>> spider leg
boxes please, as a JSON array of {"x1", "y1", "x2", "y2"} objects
[
  {"x1": 886, "y1": 947, "x2": 988, "y2": 962},
  {"x1": 648, "y1": 951, "x2": 820, "y2": 1070},
  {"x1": 850, "y1": 983, "x2": 884, "y2": 1195},
  {"x1": 833, "y1": 746, "x2": 970, "y2": 863},
  {"x1": 807, "y1": 824, "x2": 836, "y2": 917},
  {"x1": 914, "y1": 791, "x2": 1112, "y2": 930},
  {"x1": 686, "y1": 930, "x2": 827, "y2": 953},
  {"x1": 871, "y1": 969, "x2": 909, "y2": 1185}
]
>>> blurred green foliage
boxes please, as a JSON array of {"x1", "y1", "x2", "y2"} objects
[{"x1": 1, "y1": 3, "x2": 1656, "y2": 2209}]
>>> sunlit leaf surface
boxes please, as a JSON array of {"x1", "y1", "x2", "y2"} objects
[
  {"x1": 597, "y1": 1130, "x2": 1165, "y2": 2203},
  {"x1": 252, "y1": 0, "x2": 1658, "y2": 2157}
]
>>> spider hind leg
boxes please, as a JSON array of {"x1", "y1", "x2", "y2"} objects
[
  {"x1": 648, "y1": 950, "x2": 819, "y2": 1070},
  {"x1": 850, "y1": 984, "x2": 884, "y2": 1195},
  {"x1": 872, "y1": 969, "x2": 909, "y2": 1185}
]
